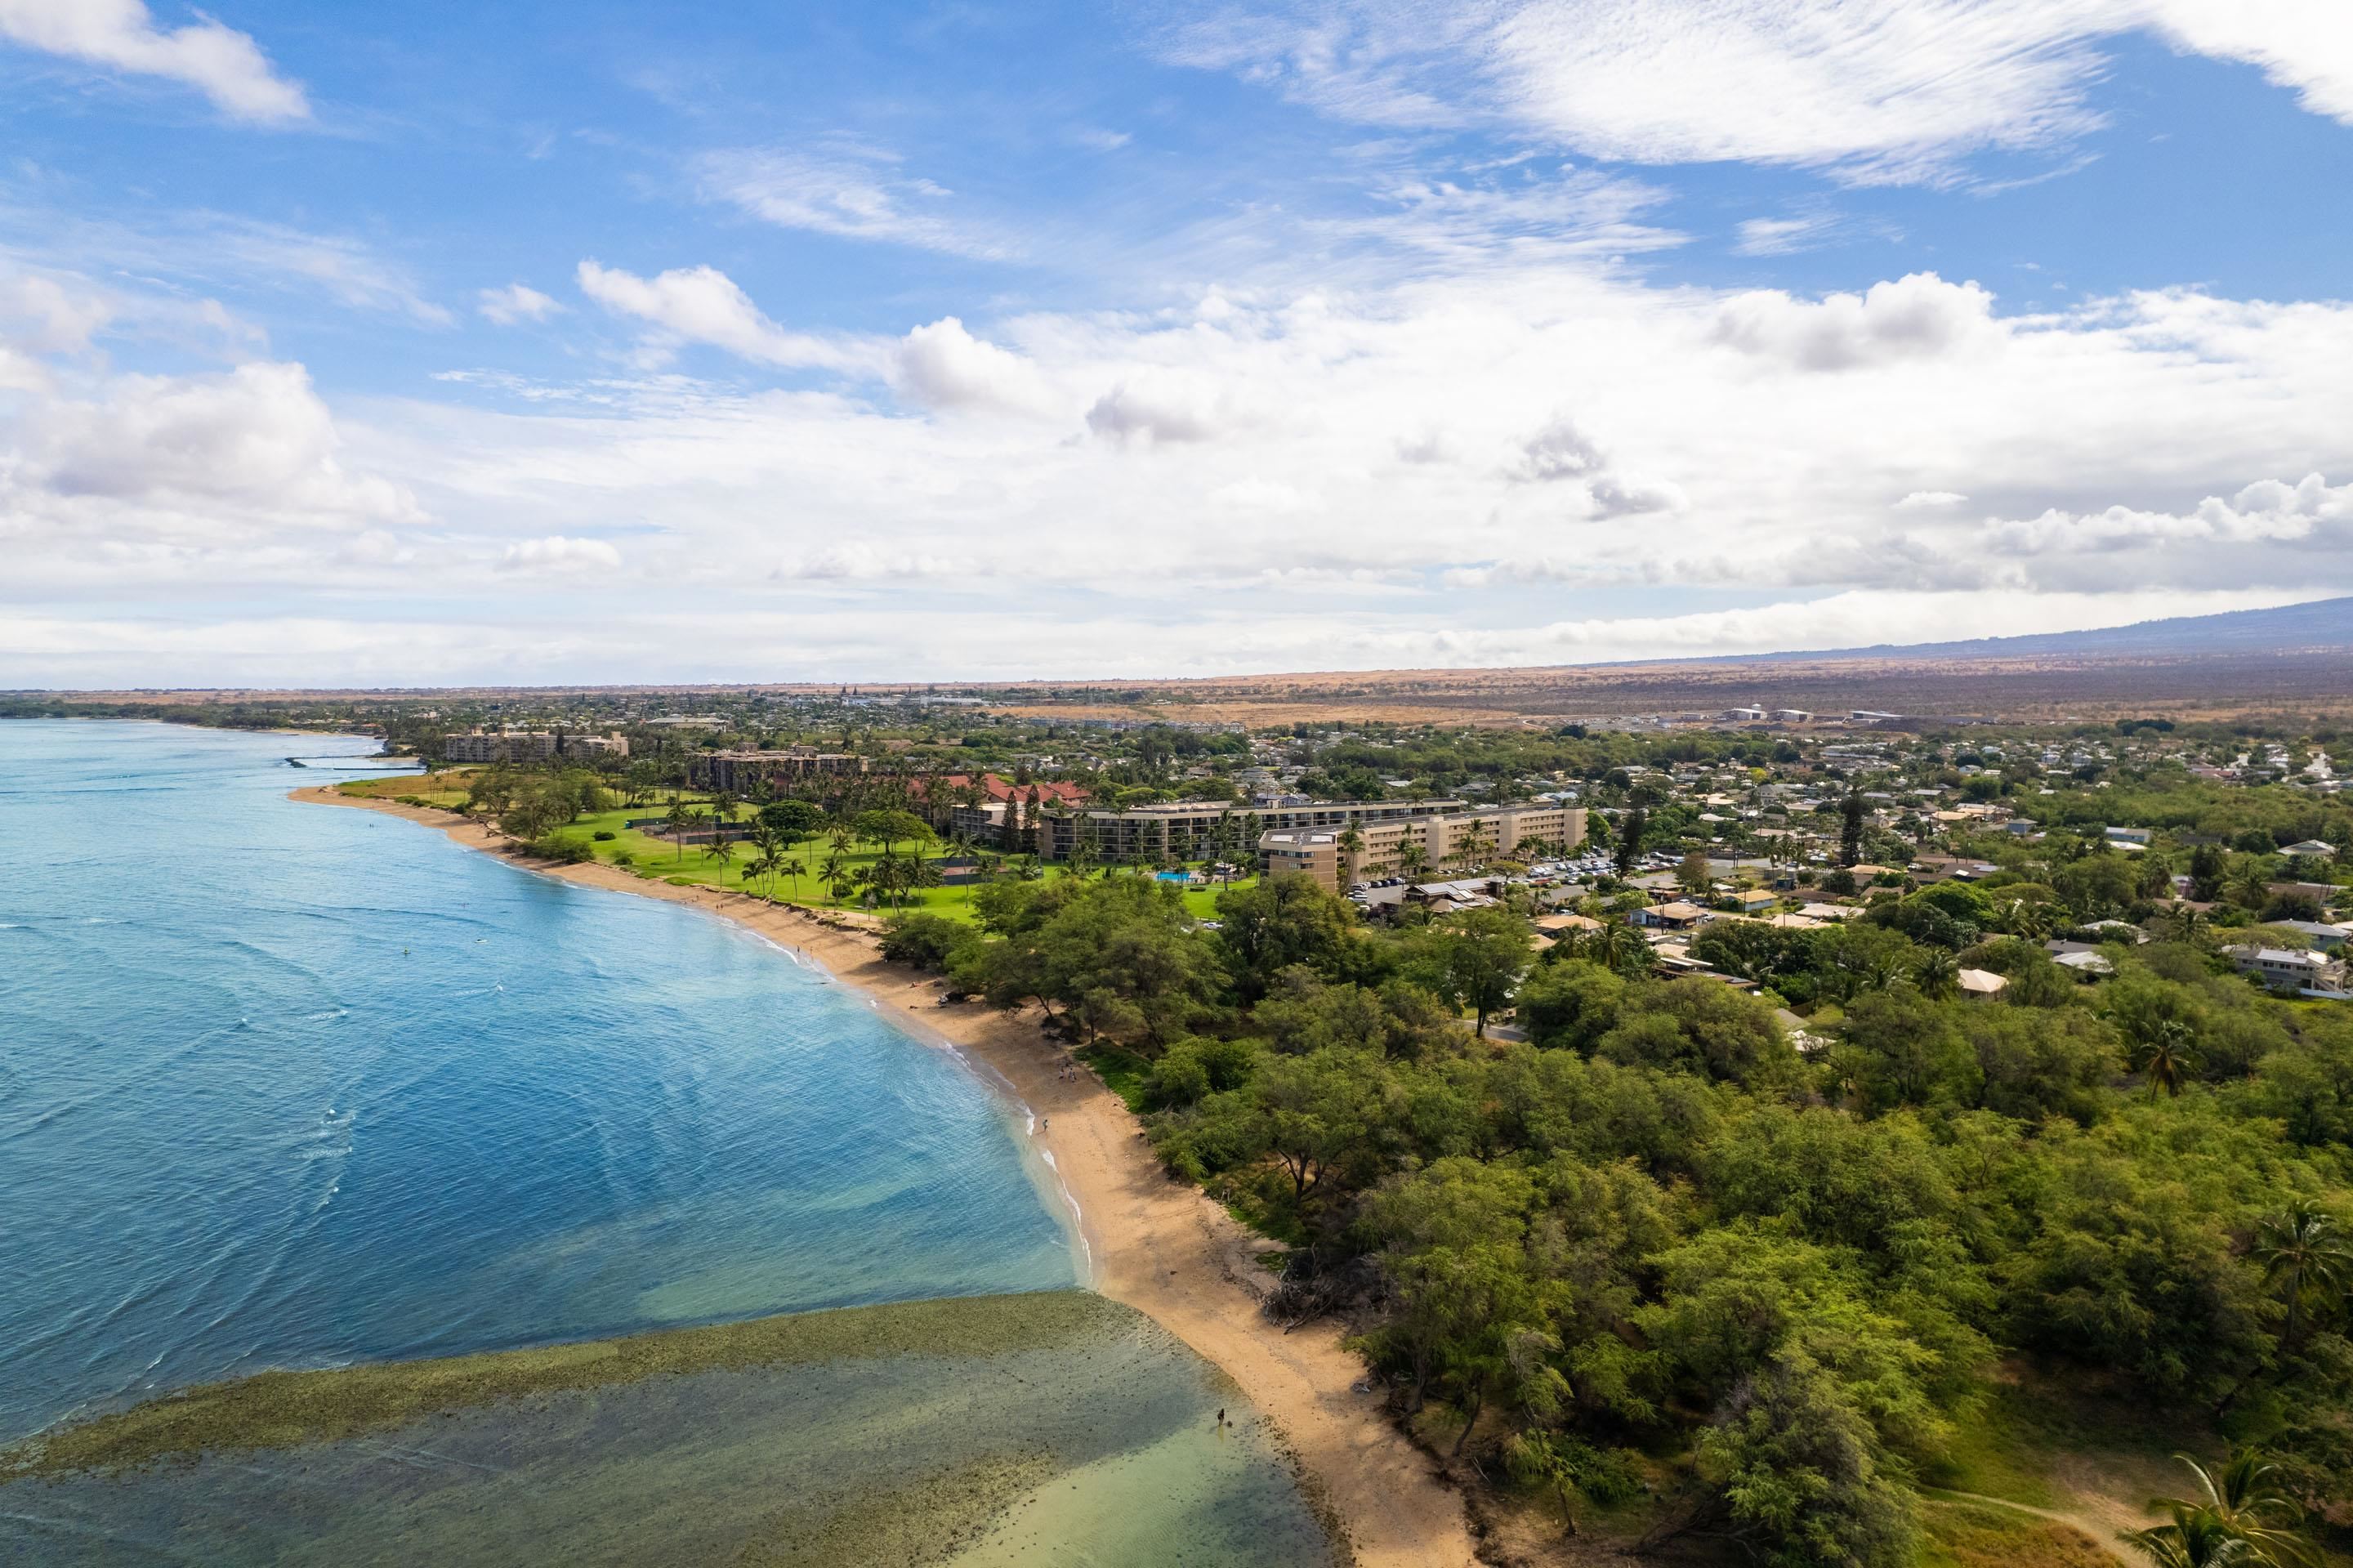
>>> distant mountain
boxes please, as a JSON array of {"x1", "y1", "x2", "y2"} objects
[{"x1": 1747, "y1": 595, "x2": 2353, "y2": 663}]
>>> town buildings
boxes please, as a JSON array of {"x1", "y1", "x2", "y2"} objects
[
  {"x1": 1249, "y1": 802, "x2": 1587, "y2": 891},
  {"x1": 689, "y1": 748, "x2": 869, "y2": 793},
  {"x1": 441, "y1": 729, "x2": 629, "y2": 764}
]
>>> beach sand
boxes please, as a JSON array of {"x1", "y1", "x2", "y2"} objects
[{"x1": 292, "y1": 787, "x2": 1478, "y2": 1568}]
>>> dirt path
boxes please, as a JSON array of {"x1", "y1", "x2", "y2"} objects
[
  {"x1": 1922, "y1": 1488, "x2": 2127, "y2": 1562},
  {"x1": 292, "y1": 788, "x2": 1480, "y2": 1568}
]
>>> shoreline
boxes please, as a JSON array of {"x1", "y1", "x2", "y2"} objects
[{"x1": 292, "y1": 786, "x2": 1478, "y2": 1568}]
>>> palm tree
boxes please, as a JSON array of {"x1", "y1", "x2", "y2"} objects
[
  {"x1": 2252, "y1": 1201, "x2": 2351, "y2": 1350},
  {"x1": 2132, "y1": 1019, "x2": 2201, "y2": 1098},
  {"x1": 2172, "y1": 905, "x2": 2211, "y2": 946},
  {"x1": 2003, "y1": 896, "x2": 2052, "y2": 941},
  {"x1": 1337, "y1": 827, "x2": 1367, "y2": 888},
  {"x1": 2226, "y1": 868, "x2": 2272, "y2": 912},
  {"x1": 2145, "y1": 1450, "x2": 2316, "y2": 1568},
  {"x1": 1599, "y1": 922, "x2": 1654, "y2": 978},
  {"x1": 1916, "y1": 948, "x2": 1961, "y2": 1000},
  {"x1": 779, "y1": 856, "x2": 806, "y2": 901},
  {"x1": 662, "y1": 793, "x2": 693, "y2": 862},
  {"x1": 702, "y1": 830, "x2": 736, "y2": 876}
]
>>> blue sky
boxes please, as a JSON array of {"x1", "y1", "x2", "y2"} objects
[{"x1": 3, "y1": 1, "x2": 2351, "y2": 685}]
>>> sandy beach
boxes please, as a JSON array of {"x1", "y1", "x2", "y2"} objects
[{"x1": 292, "y1": 787, "x2": 1478, "y2": 1568}]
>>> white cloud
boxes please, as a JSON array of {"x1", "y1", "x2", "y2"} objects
[
  {"x1": 0, "y1": 0, "x2": 307, "y2": 123},
  {"x1": 892, "y1": 317, "x2": 1054, "y2": 413},
  {"x1": 12, "y1": 236, "x2": 2353, "y2": 681},
  {"x1": 1735, "y1": 212, "x2": 1847, "y2": 257},
  {"x1": 1510, "y1": 415, "x2": 1605, "y2": 481},
  {"x1": 498, "y1": 535, "x2": 623, "y2": 573},
  {"x1": 197, "y1": 220, "x2": 452, "y2": 325},
  {"x1": 2147, "y1": 2, "x2": 2353, "y2": 126},
  {"x1": 1211, "y1": 477, "x2": 1324, "y2": 513},
  {"x1": 576, "y1": 261, "x2": 875, "y2": 373},
  {"x1": 1713, "y1": 272, "x2": 1998, "y2": 370},
  {"x1": 478, "y1": 283, "x2": 563, "y2": 325},
  {"x1": 1084, "y1": 373, "x2": 1232, "y2": 444},
  {"x1": 16, "y1": 361, "x2": 411, "y2": 516},
  {"x1": 694, "y1": 148, "x2": 1015, "y2": 260},
  {"x1": 1163, "y1": 1, "x2": 2353, "y2": 181}
]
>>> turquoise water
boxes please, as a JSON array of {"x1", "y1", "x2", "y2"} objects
[{"x1": 0, "y1": 720, "x2": 1076, "y2": 1442}]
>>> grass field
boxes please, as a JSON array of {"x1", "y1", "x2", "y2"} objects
[{"x1": 337, "y1": 775, "x2": 1254, "y2": 923}]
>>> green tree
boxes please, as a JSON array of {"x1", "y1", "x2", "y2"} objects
[
  {"x1": 1216, "y1": 873, "x2": 1361, "y2": 1002},
  {"x1": 1514, "y1": 959, "x2": 1625, "y2": 1053},
  {"x1": 2146, "y1": 1450, "x2": 2316, "y2": 1568},
  {"x1": 758, "y1": 797, "x2": 824, "y2": 842},
  {"x1": 1256, "y1": 1046, "x2": 1394, "y2": 1208},
  {"x1": 1840, "y1": 791, "x2": 1866, "y2": 868},
  {"x1": 1422, "y1": 906, "x2": 1532, "y2": 1036},
  {"x1": 2251, "y1": 1200, "x2": 2350, "y2": 1351},
  {"x1": 2133, "y1": 1019, "x2": 2202, "y2": 1099},
  {"x1": 1596, "y1": 978, "x2": 1792, "y2": 1087},
  {"x1": 2123, "y1": 1505, "x2": 2259, "y2": 1568},
  {"x1": 1677, "y1": 851, "x2": 1712, "y2": 896},
  {"x1": 1614, "y1": 806, "x2": 1646, "y2": 877}
]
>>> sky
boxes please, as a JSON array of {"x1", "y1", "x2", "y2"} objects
[{"x1": 2, "y1": 0, "x2": 2351, "y2": 687}]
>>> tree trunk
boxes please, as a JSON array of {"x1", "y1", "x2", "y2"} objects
[{"x1": 1450, "y1": 1391, "x2": 1482, "y2": 1458}]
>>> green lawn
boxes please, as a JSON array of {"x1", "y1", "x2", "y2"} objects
[{"x1": 343, "y1": 780, "x2": 1257, "y2": 922}]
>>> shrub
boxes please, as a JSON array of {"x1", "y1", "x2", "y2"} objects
[
  {"x1": 880, "y1": 912, "x2": 970, "y2": 971},
  {"x1": 525, "y1": 833, "x2": 592, "y2": 864},
  {"x1": 592, "y1": 829, "x2": 617, "y2": 842}
]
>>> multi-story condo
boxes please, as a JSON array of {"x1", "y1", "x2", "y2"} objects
[
  {"x1": 690, "y1": 748, "x2": 869, "y2": 793},
  {"x1": 1255, "y1": 803, "x2": 1587, "y2": 891},
  {"x1": 1033, "y1": 797, "x2": 1473, "y2": 867},
  {"x1": 441, "y1": 730, "x2": 629, "y2": 764}
]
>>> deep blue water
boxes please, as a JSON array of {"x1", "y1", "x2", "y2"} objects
[{"x1": 0, "y1": 721, "x2": 1074, "y2": 1441}]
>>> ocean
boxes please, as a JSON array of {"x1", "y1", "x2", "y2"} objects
[
  {"x1": 0, "y1": 719, "x2": 1082, "y2": 1436},
  {"x1": 0, "y1": 720, "x2": 1337, "y2": 1565}
]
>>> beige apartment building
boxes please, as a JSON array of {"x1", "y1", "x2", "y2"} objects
[
  {"x1": 441, "y1": 730, "x2": 629, "y2": 764},
  {"x1": 1032, "y1": 797, "x2": 1471, "y2": 866},
  {"x1": 1257, "y1": 803, "x2": 1587, "y2": 891},
  {"x1": 690, "y1": 748, "x2": 870, "y2": 793}
]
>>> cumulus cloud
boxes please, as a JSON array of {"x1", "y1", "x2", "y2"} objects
[
  {"x1": 15, "y1": 240, "x2": 2353, "y2": 681},
  {"x1": 891, "y1": 317, "x2": 1053, "y2": 413},
  {"x1": 1510, "y1": 416, "x2": 1605, "y2": 481},
  {"x1": 576, "y1": 261, "x2": 873, "y2": 372},
  {"x1": 478, "y1": 283, "x2": 563, "y2": 325},
  {"x1": 1985, "y1": 473, "x2": 2353, "y2": 556},
  {"x1": 1085, "y1": 373, "x2": 1230, "y2": 444},
  {"x1": 498, "y1": 535, "x2": 623, "y2": 573},
  {"x1": 1712, "y1": 271, "x2": 1998, "y2": 369},
  {"x1": 0, "y1": 0, "x2": 308, "y2": 123},
  {"x1": 17, "y1": 362, "x2": 412, "y2": 518}
]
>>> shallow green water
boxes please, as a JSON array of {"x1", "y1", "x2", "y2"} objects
[{"x1": 0, "y1": 1292, "x2": 1338, "y2": 1568}]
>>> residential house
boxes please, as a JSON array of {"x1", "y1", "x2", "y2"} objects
[
  {"x1": 1958, "y1": 968, "x2": 2009, "y2": 999},
  {"x1": 2228, "y1": 945, "x2": 2347, "y2": 995}
]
